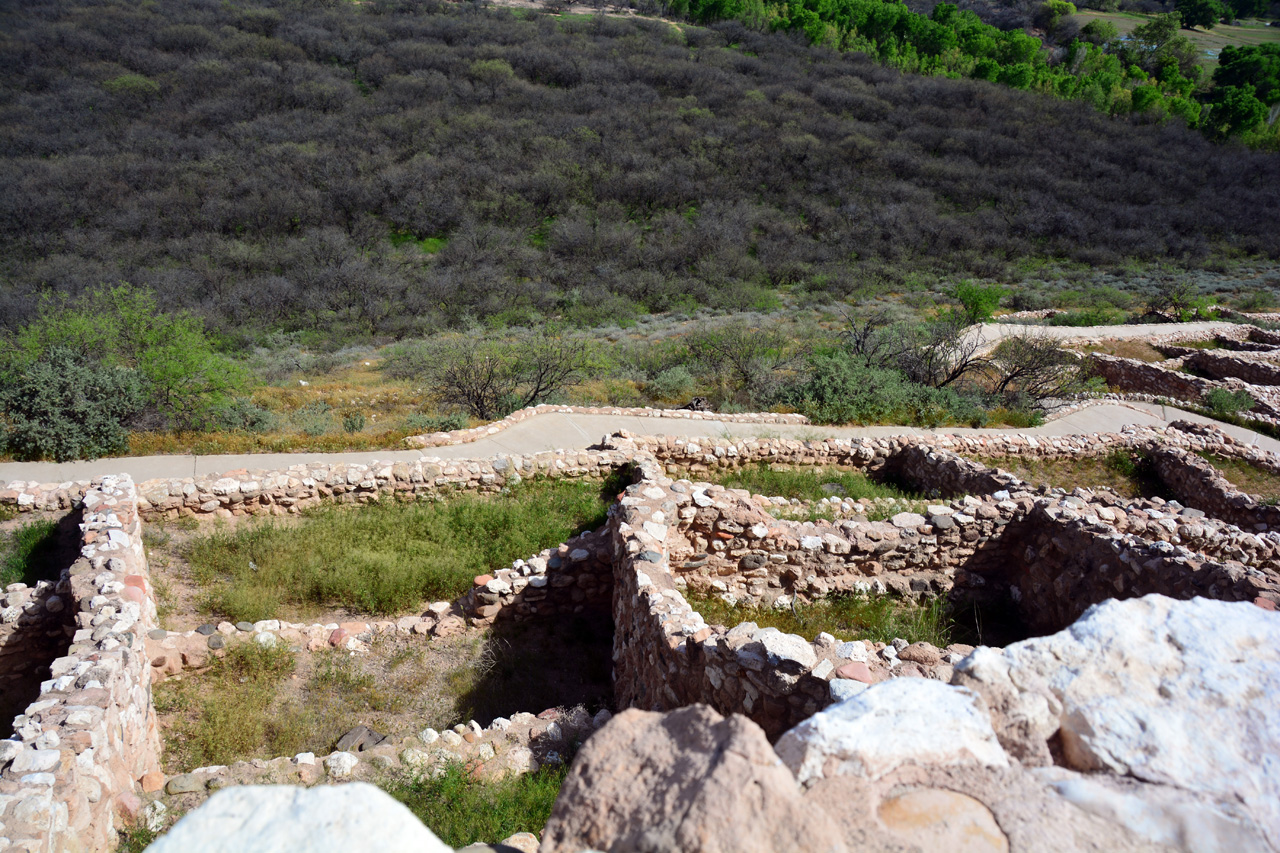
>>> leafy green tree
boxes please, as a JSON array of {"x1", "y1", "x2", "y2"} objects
[
  {"x1": 1176, "y1": 0, "x2": 1227, "y2": 28},
  {"x1": 1204, "y1": 84, "x2": 1269, "y2": 138},
  {"x1": 1080, "y1": 19, "x2": 1119, "y2": 46},
  {"x1": 949, "y1": 281, "x2": 1007, "y2": 325},
  {"x1": 3, "y1": 284, "x2": 248, "y2": 430},
  {"x1": 469, "y1": 59, "x2": 515, "y2": 101},
  {"x1": 0, "y1": 348, "x2": 146, "y2": 461},
  {"x1": 1214, "y1": 44, "x2": 1280, "y2": 106}
]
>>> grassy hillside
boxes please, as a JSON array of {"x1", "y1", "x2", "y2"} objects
[{"x1": 1, "y1": 0, "x2": 1279, "y2": 344}]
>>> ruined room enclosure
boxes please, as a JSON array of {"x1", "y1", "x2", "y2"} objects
[
  {"x1": 4, "y1": 421, "x2": 1280, "y2": 849},
  {"x1": 137, "y1": 495, "x2": 619, "y2": 780},
  {"x1": 0, "y1": 508, "x2": 81, "y2": 738}
]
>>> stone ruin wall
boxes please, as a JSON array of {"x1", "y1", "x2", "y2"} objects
[
  {"x1": 1087, "y1": 325, "x2": 1280, "y2": 422},
  {"x1": 1, "y1": 476, "x2": 162, "y2": 853},
  {"x1": 450, "y1": 429, "x2": 1280, "y2": 739},
  {"x1": 5, "y1": 426, "x2": 1280, "y2": 846},
  {"x1": 1184, "y1": 349, "x2": 1280, "y2": 387}
]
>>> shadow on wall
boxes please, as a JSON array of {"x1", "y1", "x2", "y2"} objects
[
  {"x1": 450, "y1": 611, "x2": 615, "y2": 730},
  {"x1": 0, "y1": 510, "x2": 82, "y2": 737}
]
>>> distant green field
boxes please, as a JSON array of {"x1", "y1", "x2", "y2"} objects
[{"x1": 1075, "y1": 10, "x2": 1280, "y2": 66}]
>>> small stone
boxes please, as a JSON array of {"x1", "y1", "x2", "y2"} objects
[
  {"x1": 236, "y1": 621, "x2": 254, "y2": 632},
  {"x1": 0, "y1": 739, "x2": 23, "y2": 765},
  {"x1": 835, "y1": 641, "x2": 868, "y2": 662},
  {"x1": 195, "y1": 624, "x2": 217, "y2": 636},
  {"x1": 148, "y1": 628, "x2": 168, "y2": 640},
  {"x1": 140, "y1": 771, "x2": 166, "y2": 794},
  {"x1": 834, "y1": 662, "x2": 876, "y2": 684},
  {"x1": 207, "y1": 635, "x2": 225, "y2": 650},
  {"x1": 324, "y1": 751, "x2": 359, "y2": 778},
  {"x1": 166, "y1": 773, "x2": 204, "y2": 795},
  {"x1": 499, "y1": 831, "x2": 540, "y2": 853},
  {"x1": 899, "y1": 642, "x2": 942, "y2": 666}
]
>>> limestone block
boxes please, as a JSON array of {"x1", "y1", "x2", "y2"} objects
[{"x1": 144, "y1": 783, "x2": 452, "y2": 853}]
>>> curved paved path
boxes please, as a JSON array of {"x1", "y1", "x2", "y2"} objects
[
  {"x1": 1, "y1": 402, "x2": 1276, "y2": 485},
  {"x1": 971, "y1": 320, "x2": 1239, "y2": 354}
]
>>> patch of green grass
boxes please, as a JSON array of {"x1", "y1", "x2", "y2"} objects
[
  {"x1": 707, "y1": 464, "x2": 916, "y2": 503},
  {"x1": 1, "y1": 519, "x2": 62, "y2": 586},
  {"x1": 1197, "y1": 453, "x2": 1280, "y2": 504},
  {"x1": 114, "y1": 821, "x2": 160, "y2": 853},
  {"x1": 687, "y1": 593, "x2": 953, "y2": 647},
  {"x1": 184, "y1": 479, "x2": 617, "y2": 622},
  {"x1": 390, "y1": 231, "x2": 447, "y2": 254},
  {"x1": 968, "y1": 450, "x2": 1171, "y2": 499},
  {"x1": 154, "y1": 642, "x2": 311, "y2": 771},
  {"x1": 384, "y1": 760, "x2": 571, "y2": 849}
]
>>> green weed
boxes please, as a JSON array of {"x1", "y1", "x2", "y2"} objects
[
  {"x1": 687, "y1": 593, "x2": 953, "y2": 647},
  {"x1": 0, "y1": 519, "x2": 62, "y2": 587},
  {"x1": 707, "y1": 464, "x2": 916, "y2": 503},
  {"x1": 184, "y1": 479, "x2": 614, "y2": 621},
  {"x1": 155, "y1": 642, "x2": 310, "y2": 771},
  {"x1": 384, "y1": 760, "x2": 571, "y2": 849}
]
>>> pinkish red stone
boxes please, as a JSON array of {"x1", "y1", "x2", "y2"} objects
[
  {"x1": 124, "y1": 574, "x2": 147, "y2": 589},
  {"x1": 339, "y1": 621, "x2": 368, "y2": 635},
  {"x1": 1255, "y1": 597, "x2": 1277, "y2": 611},
  {"x1": 328, "y1": 628, "x2": 349, "y2": 647},
  {"x1": 833, "y1": 662, "x2": 876, "y2": 684},
  {"x1": 122, "y1": 586, "x2": 144, "y2": 603},
  {"x1": 537, "y1": 708, "x2": 560, "y2": 720},
  {"x1": 115, "y1": 791, "x2": 143, "y2": 821},
  {"x1": 474, "y1": 574, "x2": 494, "y2": 587}
]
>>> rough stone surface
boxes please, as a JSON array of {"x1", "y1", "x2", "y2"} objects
[
  {"x1": 539, "y1": 705, "x2": 848, "y2": 853},
  {"x1": 144, "y1": 783, "x2": 453, "y2": 852},
  {"x1": 877, "y1": 788, "x2": 1008, "y2": 853},
  {"x1": 970, "y1": 594, "x2": 1280, "y2": 847},
  {"x1": 775, "y1": 679, "x2": 1009, "y2": 785}
]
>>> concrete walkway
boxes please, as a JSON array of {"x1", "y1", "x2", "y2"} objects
[
  {"x1": 971, "y1": 320, "x2": 1239, "y2": 353},
  {"x1": 2, "y1": 402, "x2": 1276, "y2": 485}
]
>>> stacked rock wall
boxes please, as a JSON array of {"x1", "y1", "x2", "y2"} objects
[
  {"x1": 1150, "y1": 446, "x2": 1280, "y2": 532},
  {"x1": 1184, "y1": 349, "x2": 1280, "y2": 386},
  {"x1": 1088, "y1": 352, "x2": 1280, "y2": 419},
  {"x1": 981, "y1": 496, "x2": 1277, "y2": 633},
  {"x1": 0, "y1": 476, "x2": 163, "y2": 853}
]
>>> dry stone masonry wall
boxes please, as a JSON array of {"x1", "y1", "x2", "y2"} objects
[{"x1": 0, "y1": 476, "x2": 162, "y2": 853}]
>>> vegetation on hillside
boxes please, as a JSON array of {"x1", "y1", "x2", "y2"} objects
[{"x1": 1, "y1": 0, "x2": 1279, "y2": 346}]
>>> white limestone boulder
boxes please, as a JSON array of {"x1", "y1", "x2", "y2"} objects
[
  {"x1": 144, "y1": 783, "x2": 451, "y2": 853},
  {"x1": 775, "y1": 678, "x2": 1009, "y2": 785},
  {"x1": 961, "y1": 594, "x2": 1280, "y2": 848}
]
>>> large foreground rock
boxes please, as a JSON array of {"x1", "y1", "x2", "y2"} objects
[
  {"x1": 538, "y1": 705, "x2": 847, "y2": 853},
  {"x1": 955, "y1": 594, "x2": 1280, "y2": 848},
  {"x1": 145, "y1": 783, "x2": 452, "y2": 853}
]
